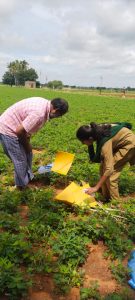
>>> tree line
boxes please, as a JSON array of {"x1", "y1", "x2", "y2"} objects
[
  {"x1": 2, "y1": 60, "x2": 38, "y2": 86},
  {"x1": 3, "y1": 60, "x2": 135, "y2": 91},
  {"x1": 2, "y1": 60, "x2": 64, "y2": 89}
]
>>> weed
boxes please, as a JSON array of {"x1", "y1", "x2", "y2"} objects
[
  {"x1": 0, "y1": 232, "x2": 32, "y2": 264},
  {"x1": 0, "y1": 257, "x2": 32, "y2": 299},
  {"x1": 0, "y1": 190, "x2": 21, "y2": 213},
  {"x1": 104, "y1": 288, "x2": 135, "y2": 300},
  {"x1": 80, "y1": 282, "x2": 100, "y2": 300},
  {"x1": 110, "y1": 261, "x2": 129, "y2": 284}
]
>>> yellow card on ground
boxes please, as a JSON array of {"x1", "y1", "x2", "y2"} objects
[
  {"x1": 55, "y1": 182, "x2": 98, "y2": 207},
  {"x1": 51, "y1": 151, "x2": 75, "y2": 175}
]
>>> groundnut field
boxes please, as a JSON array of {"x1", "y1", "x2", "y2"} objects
[{"x1": 0, "y1": 86, "x2": 135, "y2": 300}]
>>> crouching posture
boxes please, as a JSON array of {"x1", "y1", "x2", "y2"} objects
[
  {"x1": 0, "y1": 97, "x2": 68, "y2": 189},
  {"x1": 76, "y1": 122, "x2": 135, "y2": 200}
]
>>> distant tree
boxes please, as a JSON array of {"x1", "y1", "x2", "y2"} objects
[
  {"x1": 25, "y1": 68, "x2": 38, "y2": 82},
  {"x1": 36, "y1": 81, "x2": 41, "y2": 88},
  {"x1": 8, "y1": 60, "x2": 28, "y2": 85},
  {"x1": 16, "y1": 71, "x2": 26, "y2": 86},
  {"x1": 2, "y1": 71, "x2": 15, "y2": 86},
  {"x1": 2, "y1": 60, "x2": 38, "y2": 86},
  {"x1": 47, "y1": 80, "x2": 63, "y2": 89}
]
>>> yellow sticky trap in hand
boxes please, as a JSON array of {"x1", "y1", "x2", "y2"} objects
[
  {"x1": 51, "y1": 151, "x2": 75, "y2": 175},
  {"x1": 55, "y1": 182, "x2": 98, "y2": 207}
]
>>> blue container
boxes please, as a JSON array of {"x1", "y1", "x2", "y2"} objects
[
  {"x1": 128, "y1": 250, "x2": 135, "y2": 289},
  {"x1": 38, "y1": 163, "x2": 53, "y2": 174}
]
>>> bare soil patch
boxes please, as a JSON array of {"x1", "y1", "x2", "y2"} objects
[
  {"x1": 82, "y1": 241, "x2": 120, "y2": 295},
  {"x1": 28, "y1": 276, "x2": 80, "y2": 300}
]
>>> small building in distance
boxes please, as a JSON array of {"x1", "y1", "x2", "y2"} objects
[{"x1": 25, "y1": 81, "x2": 36, "y2": 88}]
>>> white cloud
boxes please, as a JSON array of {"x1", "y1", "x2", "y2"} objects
[
  {"x1": 0, "y1": 0, "x2": 17, "y2": 18},
  {"x1": 0, "y1": 0, "x2": 135, "y2": 87}
]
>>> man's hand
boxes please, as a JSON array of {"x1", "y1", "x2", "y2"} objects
[
  {"x1": 84, "y1": 186, "x2": 98, "y2": 195},
  {"x1": 84, "y1": 174, "x2": 108, "y2": 196},
  {"x1": 25, "y1": 142, "x2": 32, "y2": 153},
  {"x1": 16, "y1": 125, "x2": 32, "y2": 153}
]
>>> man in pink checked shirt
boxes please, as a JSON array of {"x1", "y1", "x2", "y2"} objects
[{"x1": 0, "y1": 96, "x2": 68, "y2": 189}]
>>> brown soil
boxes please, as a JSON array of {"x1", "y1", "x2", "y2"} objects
[
  {"x1": 28, "y1": 176, "x2": 69, "y2": 192},
  {"x1": 33, "y1": 149, "x2": 45, "y2": 154},
  {"x1": 19, "y1": 204, "x2": 29, "y2": 226},
  {"x1": 28, "y1": 176, "x2": 51, "y2": 188},
  {"x1": 28, "y1": 275, "x2": 80, "y2": 300},
  {"x1": 82, "y1": 241, "x2": 120, "y2": 295},
  {"x1": 19, "y1": 205, "x2": 29, "y2": 220},
  {"x1": 99, "y1": 92, "x2": 135, "y2": 99},
  {"x1": 121, "y1": 192, "x2": 135, "y2": 201}
]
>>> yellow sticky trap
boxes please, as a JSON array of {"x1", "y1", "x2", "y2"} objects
[
  {"x1": 55, "y1": 182, "x2": 98, "y2": 208},
  {"x1": 51, "y1": 151, "x2": 75, "y2": 175}
]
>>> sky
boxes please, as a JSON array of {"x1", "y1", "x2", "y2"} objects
[{"x1": 0, "y1": 0, "x2": 135, "y2": 88}]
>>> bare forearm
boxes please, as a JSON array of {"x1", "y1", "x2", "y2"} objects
[
  {"x1": 95, "y1": 174, "x2": 108, "y2": 191},
  {"x1": 85, "y1": 174, "x2": 108, "y2": 196}
]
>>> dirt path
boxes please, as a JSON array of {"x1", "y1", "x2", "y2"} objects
[{"x1": 82, "y1": 242, "x2": 120, "y2": 295}]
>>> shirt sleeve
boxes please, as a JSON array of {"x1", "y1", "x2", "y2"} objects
[
  {"x1": 101, "y1": 140, "x2": 114, "y2": 177},
  {"x1": 22, "y1": 113, "x2": 43, "y2": 134}
]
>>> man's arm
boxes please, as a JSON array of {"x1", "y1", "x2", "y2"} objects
[
  {"x1": 16, "y1": 124, "x2": 32, "y2": 153},
  {"x1": 85, "y1": 174, "x2": 108, "y2": 195}
]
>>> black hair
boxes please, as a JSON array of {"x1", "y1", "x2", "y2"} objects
[
  {"x1": 76, "y1": 122, "x2": 111, "y2": 142},
  {"x1": 51, "y1": 98, "x2": 68, "y2": 115}
]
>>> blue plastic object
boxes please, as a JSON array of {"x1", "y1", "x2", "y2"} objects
[
  {"x1": 128, "y1": 250, "x2": 135, "y2": 289},
  {"x1": 38, "y1": 163, "x2": 53, "y2": 174}
]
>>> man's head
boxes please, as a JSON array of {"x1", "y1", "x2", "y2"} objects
[{"x1": 50, "y1": 98, "x2": 69, "y2": 119}]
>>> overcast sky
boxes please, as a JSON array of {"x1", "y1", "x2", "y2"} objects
[{"x1": 0, "y1": 0, "x2": 135, "y2": 87}]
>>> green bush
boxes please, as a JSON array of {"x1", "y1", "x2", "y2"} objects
[{"x1": 0, "y1": 257, "x2": 31, "y2": 299}]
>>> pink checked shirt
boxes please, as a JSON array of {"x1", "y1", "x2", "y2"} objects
[{"x1": 0, "y1": 97, "x2": 51, "y2": 137}]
